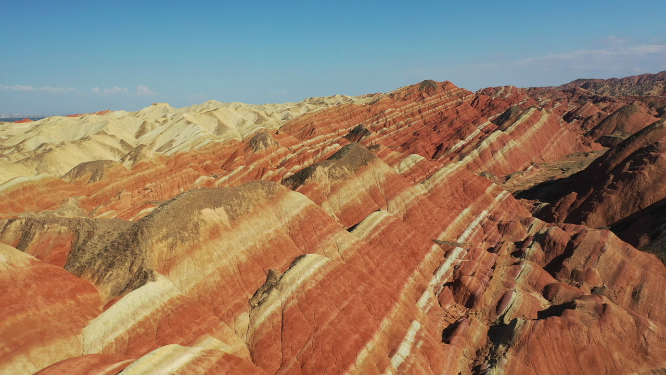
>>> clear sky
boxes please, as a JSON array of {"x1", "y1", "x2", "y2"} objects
[{"x1": 1, "y1": 0, "x2": 665, "y2": 114}]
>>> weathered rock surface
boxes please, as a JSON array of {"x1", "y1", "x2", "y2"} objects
[
  {"x1": 522, "y1": 119, "x2": 666, "y2": 229},
  {"x1": 610, "y1": 197, "x2": 666, "y2": 263},
  {"x1": 0, "y1": 243, "x2": 104, "y2": 374},
  {"x1": 2, "y1": 76, "x2": 666, "y2": 374},
  {"x1": 586, "y1": 104, "x2": 658, "y2": 146}
]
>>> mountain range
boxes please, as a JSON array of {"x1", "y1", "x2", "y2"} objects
[{"x1": 1, "y1": 71, "x2": 666, "y2": 375}]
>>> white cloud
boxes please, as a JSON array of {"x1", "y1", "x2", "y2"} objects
[
  {"x1": 92, "y1": 86, "x2": 129, "y2": 94},
  {"x1": 136, "y1": 84, "x2": 157, "y2": 96},
  {"x1": 603, "y1": 35, "x2": 630, "y2": 46},
  {"x1": 517, "y1": 44, "x2": 666, "y2": 65},
  {"x1": 0, "y1": 84, "x2": 75, "y2": 93},
  {"x1": 1, "y1": 82, "x2": 159, "y2": 97},
  {"x1": 508, "y1": 42, "x2": 666, "y2": 74},
  {"x1": 40, "y1": 86, "x2": 76, "y2": 93},
  {"x1": 1, "y1": 84, "x2": 35, "y2": 91}
]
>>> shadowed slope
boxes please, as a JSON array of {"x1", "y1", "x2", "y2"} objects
[{"x1": 521, "y1": 119, "x2": 666, "y2": 229}]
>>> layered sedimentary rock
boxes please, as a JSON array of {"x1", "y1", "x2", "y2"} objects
[
  {"x1": 480, "y1": 83, "x2": 666, "y2": 131},
  {"x1": 2, "y1": 76, "x2": 666, "y2": 375},
  {"x1": 0, "y1": 243, "x2": 104, "y2": 374},
  {"x1": 281, "y1": 80, "x2": 597, "y2": 175},
  {"x1": 523, "y1": 119, "x2": 666, "y2": 229},
  {"x1": 559, "y1": 70, "x2": 666, "y2": 97},
  {"x1": 0, "y1": 80, "x2": 601, "y2": 222},
  {"x1": 116, "y1": 345, "x2": 267, "y2": 375},
  {"x1": 586, "y1": 104, "x2": 658, "y2": 146},
  {"x1": 0, "y1": 95, "x2": 371, "y2": 186}
]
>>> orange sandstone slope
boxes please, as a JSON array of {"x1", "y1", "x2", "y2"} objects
[{"x1": 1, "y1": 79, "x2": 666, "y2": 375}]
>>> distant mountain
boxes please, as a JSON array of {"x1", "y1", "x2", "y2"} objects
[
  {"x1": 0, "y1": 96, "x2": 371, "y2": 186},
  {"x1": 558, "y1": 70, "x2": 666, "y2": 96},
  {"x1": 0, "y1": 114, "x2": 59, "y2": 122}
]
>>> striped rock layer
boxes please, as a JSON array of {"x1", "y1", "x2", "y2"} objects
[
  {"x1": 523, "y1": 119, "x2": 666, "y2": 228},
  {"x1": 1, "y1": 79, "x2": 665, "y2": 375}
]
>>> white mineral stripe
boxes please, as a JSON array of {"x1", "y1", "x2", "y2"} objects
[{"x1": 385, "y1": 320, "x2": 422, "y2": 374}]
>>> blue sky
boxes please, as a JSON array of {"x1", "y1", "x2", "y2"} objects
[{"x1": 1, "y1": 0, "x2": 665, "y2": 114}]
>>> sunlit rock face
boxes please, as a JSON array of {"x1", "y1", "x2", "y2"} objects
[{"x1": 2, "y1": 76, "x2": 666, "y2": 374}]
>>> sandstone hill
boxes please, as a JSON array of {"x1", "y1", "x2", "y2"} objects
[
  {"x1": 0, "y1": 95, "x2": 371, "y2": 186},
  {"x1": 1, "y1": 76, "x2": 666, "y2": 375}
]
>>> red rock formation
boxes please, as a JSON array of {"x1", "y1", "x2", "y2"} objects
[
  {"x1": 1, "y1": 77, "x2": 666, "y2": 374},
  {"x1": 480, "y1": 84, "x2": 666, "y2": 132},
  {"x1": 0, "y1": 80, "x2": 622, "y2": 223},
  {"x1": 0, "y1": 243, "x2": 104, "y2": 374},
  {"x1": 559, "y1": 70, "x2": 666, "y2": 96},
  {"x1": 524, "y1": 119, "x2": 666, "y2": 229},
  {"x1": 609, "y1": 197, "x2": 666, "y2": 262},
  {"x1": 13, "y1": 118, "x2": 33, "y2": 123},
  {"x1": 587, "y1": 104, "x2": 658, "y2": 146}
]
